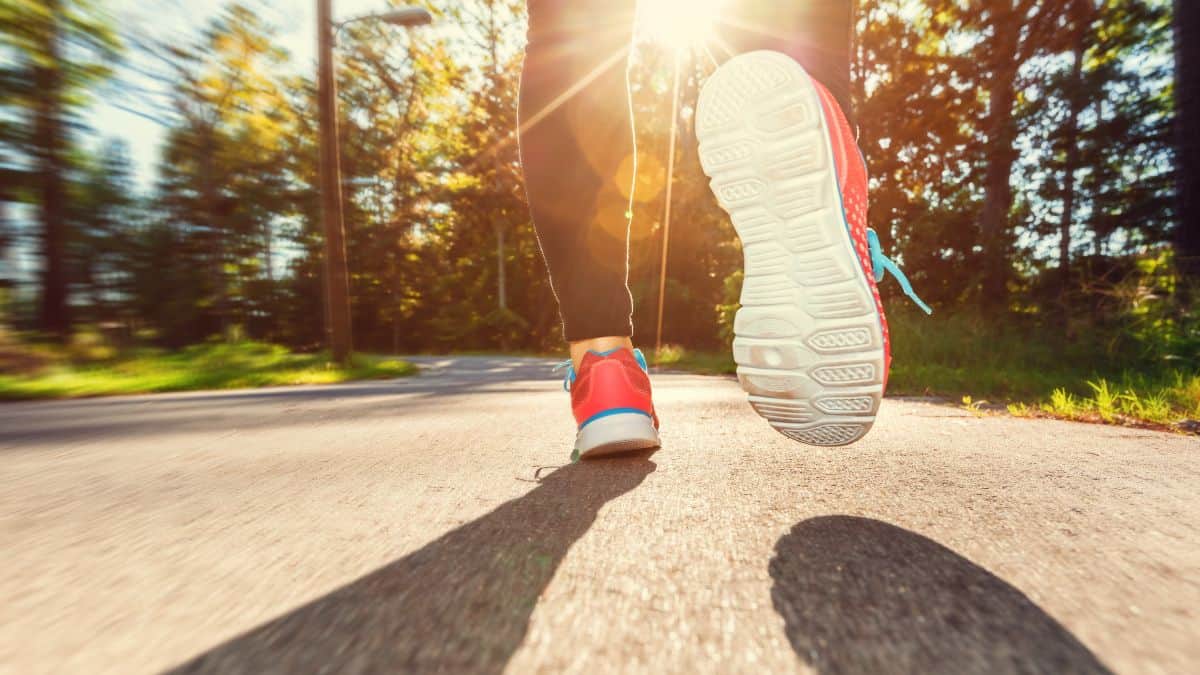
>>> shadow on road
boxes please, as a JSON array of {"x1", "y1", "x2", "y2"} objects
[
  {"x1": 770, "y1": 516, "x2": 1112, "y2": 675},
  {"x1": 168, "y1": 454, "x2": 656, "y2": 674}
]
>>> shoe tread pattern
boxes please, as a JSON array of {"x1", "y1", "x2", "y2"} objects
[{"x1": 697, "y1": 51, "x2": 885, "y2": 447}]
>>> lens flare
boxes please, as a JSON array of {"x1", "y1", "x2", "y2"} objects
[{"x1": 637, "y1": 0, "x2": 727, "y2": 50}]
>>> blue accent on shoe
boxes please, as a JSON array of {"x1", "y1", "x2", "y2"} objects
[
  {"x1": 813, "y1": 97, "x2": 930, "y2": 320},
  {"x1": 867, "y1": 229, "x2": 933, "y2": 315},
  {"x1": 578, "y1": 407, "x2": 654, "y2": 430},
  {"x1": 553, "y1": 347, "x2": 649, "y2": 392},
  {"x1": 631, "y1": 348, "x2": 649, "y2": 372},
  {"x1": 828, "y1": 157, "x2": 888, "y2": 340},
  {"x1": 553, "y1": 359, "x2": 575, "y2": 392}
]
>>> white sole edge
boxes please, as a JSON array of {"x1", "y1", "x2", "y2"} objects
[
  {"x1": 575, "y1": 413, "x2": 661, "y2": 459},
  {"x1": 696, "y1": 51, "x2": 884, "y2": 447}
]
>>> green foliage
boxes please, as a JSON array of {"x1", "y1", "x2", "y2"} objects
[
  {"x1": 1, "y1": 0, "x2": 123, "y2": 335},
  {"x1": 1037, "y1": 375, "x2": 1198, "y2": 425},
  {"x1": 656, "y1": 270, "x2": 1199, "y2": 426},
  {"x1": 150, "y1": 4, "x2": 303, "y2": 341},
  {"x1": 0, "y1": 339, "x2": 415, "y2": 400},
  {"x1": 651, "y1": 344, "x2": 736, "y2": 375},
  {"x1": 0, "y1": 0, "x2": 121, "y2": 140},
  {"x1": 715, "y1": 270, "x2": 743, "y2": 349},
  {"x1": 1007, "y1": 402, "x2": 1034, "y2": 417},
  {"x1": 0, "y1": 0, "x2": 1192, "y2": 429}
]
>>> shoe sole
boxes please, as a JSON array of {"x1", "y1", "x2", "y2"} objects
[
  {"x1": 575, "y1": 413, "x2": 661, "y2": 460},
  {"x1": 696, "y1": 51, "x2": 884, "y2": 447}
]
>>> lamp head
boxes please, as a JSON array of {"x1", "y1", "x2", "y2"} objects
[{"x1": 378, "y1": 7, "x2": 433, "y2": 27}]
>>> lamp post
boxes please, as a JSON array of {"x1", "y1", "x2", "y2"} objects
[{"x1": 317, "y1": 2, "x2": 432, "y2": 366}]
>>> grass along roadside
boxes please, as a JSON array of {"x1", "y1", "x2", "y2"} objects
[
  {"x1": 0, "y1": 341, "x2": 416, "y2": 401},
  {"x1": 1004, "y1": 376, "x2": 1200, "y2": 429},
  {"x1": 5, "y1": 332, "x2": 1195, "y2": 431},
  {"x1": 651, "y1": 344, "x2": 1200, "y2": 432}
]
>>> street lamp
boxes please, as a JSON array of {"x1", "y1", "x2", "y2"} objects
[
  {"x1": 316, "y1": 2, "x2": 431, "y2": 367},
  {"x1": 337, "y1": 7, "x2": 433, "y2": 37}
]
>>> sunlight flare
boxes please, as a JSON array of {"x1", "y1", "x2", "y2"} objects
[{"x1": 637, "y1": 0, "x2": 727, "y2": 50}]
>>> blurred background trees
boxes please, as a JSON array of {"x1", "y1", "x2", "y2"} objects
[
  {"x1": 0, "y1": 0, "x2": 1193, "y2": 374},
  {"x1": 1, "y1": 0, "x2": 120, "y2": 338}
]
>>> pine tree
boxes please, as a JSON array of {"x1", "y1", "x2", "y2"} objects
[
  {"x1": 0, "y1": 0, "x2": 120, "y2": 338},
  {"x1": 969, "y1": 0, "x2": 1073, "y2": 312},
  {"x1": 1016, "y1": 0, "x2": 1173, "y2": 312}
]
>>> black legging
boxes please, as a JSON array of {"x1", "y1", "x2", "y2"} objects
[{"x1": 519, "y1": 0, "x2": 855, "y2": 342}]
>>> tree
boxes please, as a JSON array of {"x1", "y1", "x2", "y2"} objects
[
  {"x1": 151, "y1": 4, "x2": 299, "y2": 339},
  {"x1": 70, "y1": 140, "x2": 139, "y2": 322},
  {"x1": 440, "y1": 0, "x2": 533, "y2": 347},
  {"x1": 331, "y1": 1, "x2": 471, "y2": 350},
  {"x1": 0, "y1": 0, "x2": 1179, "y2": 357},
  {"x1": 0, "y1": 0, "x2": 120, "y2": 338},
  {"x1": 1054, "y1": 0, "x2": 1096, "y2": 298},
  {"x1": 1177, "y1": 0, "x2": 1200, "y2": 281},
  {"x1": 1014, "y1": 0, "x2": 1173, "y2": 313},
  {"x1": 967, "y1": 0, "x2": 1073, "y2": 311}
]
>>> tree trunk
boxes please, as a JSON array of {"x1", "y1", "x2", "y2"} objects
[
  {"x1": 264, "y1": 222, "x2": 274, "y2": 339},
  {"x1": 496, "y1": 226, "x2": 507, "y2": 310},
  {"x1": 487, "y1": 2, "x2": 507, "y2": 315},
  {"x1": 317, "y1": 0, "x2": 353, "y2": 365},
  {"x1": 34, "y1": 0, "x2": 70, "y2": 340},
  {"x1": 1059, "y1": 15, "x2": 1088, "y2": 301},
  {"x1": 978, "y1": 86, "x2": 1018, "y2": 309},
  {"x1": 978, "y1": 25, "x2": 1021, "y2": 313},
  {"x1": 264, "y1": 224, "x2": 274, "y2": 286},
  {"x1": 0, "y1": 154, "x2": 13, "y2": 289},
  {"x1": 197, "y1": 125, "x2": 229, "y2": 339},
  {"x1": 1176, "y1": 0, "x2": 1200, "y2": 282},
  {"x1": 391, "y1": 256, "x2": 401, "y2": 354}
]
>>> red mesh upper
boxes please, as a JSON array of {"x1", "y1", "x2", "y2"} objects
[
  {"x1": 570, "y1": 349, "x2": 658, "y2": 428},
  {"x1": 813, "y1": 81, "x2": 892, "y2": 388}
]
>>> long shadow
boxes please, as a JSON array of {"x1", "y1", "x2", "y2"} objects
[
  {"x1": 770, "y1": 516, "x2": 1112, "y2": 675},
  {"x1": 168, "y1": 455, "x2": 655, "y2": 674}
]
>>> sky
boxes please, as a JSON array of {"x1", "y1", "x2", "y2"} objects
[{"x1": 92, "y1": 0, "x2": 412, "y2": 190}]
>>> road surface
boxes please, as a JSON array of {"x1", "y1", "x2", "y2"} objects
[{"x1": 1, "y1": 355, "x2": 1197, "y2": 674}]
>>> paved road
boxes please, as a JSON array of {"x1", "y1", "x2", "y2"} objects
[{"x1": 1, "y1": 355, "x2": 1197, "y2": 674}]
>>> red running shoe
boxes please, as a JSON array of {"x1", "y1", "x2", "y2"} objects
[
  {"x1": 559, "y1": 348, "x2": 660, "y2": 461},
  {"x1": 696, "y1": 51, "x2": 930, "y2": 447}
]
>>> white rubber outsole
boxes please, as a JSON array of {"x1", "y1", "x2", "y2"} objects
[
  {"x1": 575, "y1": 413, "x2": 661, "y2": 460},
  {"x1": 696, "y1": 51, "x2": 885, "y2": 447}
]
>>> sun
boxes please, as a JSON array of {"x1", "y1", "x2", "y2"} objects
[{"x1": 636, "y1": 0, "x2": 727, "y2": 51}]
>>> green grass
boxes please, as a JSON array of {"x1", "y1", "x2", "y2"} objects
[
  {"x1": 650, "y1": 310, "x2": 1200, "y2": 430},
  {"x1": 0, "y1": 341, "x2": 416, "y2": 401},
  {"x1": 1010, "y1": 374, "x2": 1200, "y2": 426},
  {"x1": 884, "y1": 309, "x2": 1199, "y2": 427},
  {"x1": 652, "y1": 344, "x2": 738, "y2": 375}
]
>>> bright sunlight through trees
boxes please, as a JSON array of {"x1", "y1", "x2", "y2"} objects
[{"x1": 637, "y1": 0, "x2": 727, "y2": 49}]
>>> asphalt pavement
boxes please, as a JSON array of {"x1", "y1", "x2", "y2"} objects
[{"x1": 1, "y1": 355, "x2": 1196, "y2": 674}]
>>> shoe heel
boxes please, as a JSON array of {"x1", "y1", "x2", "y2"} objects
[{"x1": 575, "y1": 413, "x2": 660, "y2": 460}]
